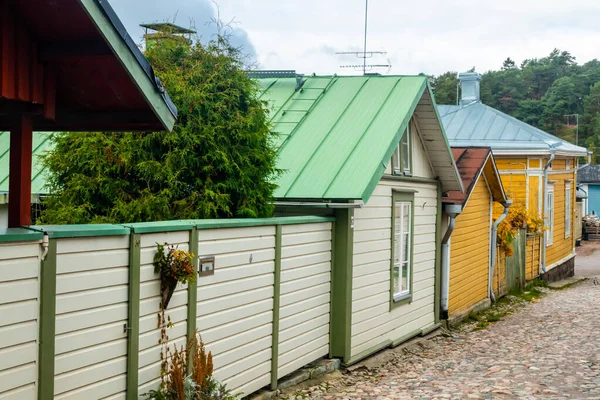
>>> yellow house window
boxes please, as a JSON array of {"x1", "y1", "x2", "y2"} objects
[
  {"x1": 546, "y1": 183, "x2": 554, "y2": 246},
  {"x1": 565, "y1": 183, "x2": 571, "y2": 238}
]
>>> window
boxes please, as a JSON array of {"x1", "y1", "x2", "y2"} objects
[
  {"x1": 392, "y1": 124, "x2": 411, "y2": 176},
  {"x1": 392, "y1": 191, "x2": 414, "y2": 305},
  {"x1": 566, "y1": 159, "x2": 571, "y2": 170},
  {"x1": 565, "y1": 182, "x2": 572, "y2": 238},
  {"x1": 546, "y1": 184, "x2": 554, "y2": 246}
]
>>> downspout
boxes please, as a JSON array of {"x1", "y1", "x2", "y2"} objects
[
  {"x1": 441, "y1": 204, "x2": 462, "y2": 320},
  {"x1": 489, "y1": 200, "x2": 512, "y2": 302},
  {"x1": 541, "y1": 150, "x2": 557, "y2": 274}
]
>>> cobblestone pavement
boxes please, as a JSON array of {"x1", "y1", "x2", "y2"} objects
[{"x1": 302, "y1": 281, "x2": 600, "y2": 399}]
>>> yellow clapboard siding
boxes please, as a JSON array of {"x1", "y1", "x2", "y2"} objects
[
  {"x1": 529, "y1": 176, "x2": 540, "y2": 215},
  {"x1": 449, "y1": 178, "x2": 490, "y2": 316},
  {"x1": 495, "y1": 158, "x2": 527, "y2": 170}
]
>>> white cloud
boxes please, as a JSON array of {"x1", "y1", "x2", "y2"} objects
[{"x1": 108, "y1": 0, "x2": 600, "y2": 76}]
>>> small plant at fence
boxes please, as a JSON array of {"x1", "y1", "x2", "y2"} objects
[
  {"x1": 143, "y1": 329, "x2": 239, "y2": 400},
  {"x1": 154, "y1": 242, "x2": 197, "y2": 309}
]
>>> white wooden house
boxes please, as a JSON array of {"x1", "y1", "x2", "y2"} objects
[{"x1": 258, "y1": 73, "x2": 463, "y2": 364}]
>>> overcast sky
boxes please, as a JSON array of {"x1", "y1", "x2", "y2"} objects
[{"x1": 109, "y1": 0, "x2": 600, "y2": 76}]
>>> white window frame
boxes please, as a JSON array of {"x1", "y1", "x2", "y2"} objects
[
  {"x1": 565, "y1": 182, "x2": 572, "y2": 238},
  {"x1": 546, "y1": 183, "x2": 554, "y2": 246},
  {"x1": 566, "y1": 159, "x2": 571, "y2": 170},
  {"x1": 392, "y1": 191, "x2": 413, "y2": 305},
  {"x1": 392, "y1": 124, "x2": 411, "y2": 176}
]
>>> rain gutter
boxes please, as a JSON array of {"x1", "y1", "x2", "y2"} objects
[
  {"x1": 441, "y1": 204, "x2": 462, "y2": 320},
  {"x1": 274, "y1": 201, "x2": 364, "y2": 209}
]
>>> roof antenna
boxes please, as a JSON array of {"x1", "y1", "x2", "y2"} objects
[{"x1": 336, "y1": 0, "x2": 391, "y2": 75}]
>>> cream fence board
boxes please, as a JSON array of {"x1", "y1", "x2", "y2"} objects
[
  {"x1": 351, "y1": 180, "x2": 438, "y2": 358},
  {"x1": 0, "y1": 241, "x2": 40, "y2": 399},
  {"x1": 278, "y1": 223, "x2": 332, "y2": 380},
  {"x1": 137, "y1": 232, "x2": 190, "y2": 394},
  {"x1": 196, "y1": 227, "x2": 276, "y2": 396},
  {"x1": 54, "y1": 235, "x2": 129, "y2": 399}
]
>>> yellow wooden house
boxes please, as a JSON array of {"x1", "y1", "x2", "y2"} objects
[
  {"x1": 442, "y1": 147, "x2": 508, "y2": 321},
  {"x1": 439, "y1": 72, "x2": 589, "y2": 282}
]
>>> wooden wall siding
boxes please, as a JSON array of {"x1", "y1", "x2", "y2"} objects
[
  {"x1": 448, "y1": 178, "x2": 490, "y2": 316},
  {"x1": 278, "y1": 223, "x2": 332, "y2": 380},
  {"x1": 138, "y1": 231, "x2": 190, "y2": 395},
  {"x1": 53, "y1": 236, "x2": 130, "y2": 399},
  {"x1": 526, "y1": 235, "x2": 541, "y2": 281},
  {"x1": 492, "y1": 249, "x2": 507, "y2": 298},
  {"x1": 529, "y1": 175, "x2": 541, "y2": 214},
  {"x1": 0, "y1": 241, "x2": 40, "y2": 399},
  {"x1": 411, "y1": 121, "x2": 436, "y2": 179},
  {"x1": 495, "y1": 158, "x2": 528, "y2": 170},
  {"x1": 196, "y1": 226, "x2": 276, "y2": 396},
  {"x1": 351, "y1": 180, "x2": 438, "y2": 357},
  {"x1": 500, "y1": 173, "x2": 527, "y2": 202},
  {"x1": 546, "y1": 172, "x2": 576, "y2": 267}
]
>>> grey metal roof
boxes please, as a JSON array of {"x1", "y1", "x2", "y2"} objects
[
  {"x1": 437, "y1": 102, "x2": 588, "y2": 156},
  {"x1": 578, "y1": 164, "x2": 600, "y2": 183}
]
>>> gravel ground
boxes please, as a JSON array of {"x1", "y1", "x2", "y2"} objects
[
  {"x1": 292, "y1": 280, "x2": 600, "y2": 399},
  {"x1": 576, "y1": 242, "x2": 600, "y2": 277}
]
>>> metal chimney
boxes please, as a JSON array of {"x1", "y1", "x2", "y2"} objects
[{"x1": 459, "y1": 72, "x2": 482, "y2": 106}]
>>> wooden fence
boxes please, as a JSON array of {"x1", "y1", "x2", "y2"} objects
[{"x1": 0, "y1": 217, "x2": 334, "y2": 400}]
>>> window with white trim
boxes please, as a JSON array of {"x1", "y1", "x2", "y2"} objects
[
  {"x1": 392, "y1": 192, "x2": 413, "y2": 303},
  {"x1": 566, "y1": 159, "x2": 571, "y2": 170},
  {"x1": 392, "y1": 124, "x2": 411, "y2": 176},
  {"x1": 565, "y1": 182, "x2": 572, "y2": 238},
  {"x1": 546, "y1": 184, "x2": 554, "y2": 246}
]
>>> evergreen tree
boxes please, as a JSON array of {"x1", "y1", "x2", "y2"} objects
[{"x1": 40, "y1": 35, "x2": 280, "y2": 224}]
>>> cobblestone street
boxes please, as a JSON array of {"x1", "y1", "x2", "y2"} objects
[{"x1": 300, "y1": 279, "x2": 600, "y2": 399}]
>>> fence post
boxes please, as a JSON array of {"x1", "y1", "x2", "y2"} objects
[
  {"x1": 330, "y1": 208, "x2": 354, "y2": 364},
  {"x1": 270, "y1": 225, "x2": 282, "y2": 390},
  {"x1": 126, "y1": 233, "x2": 141, "y2": 400},
  {"x1": 187, "y1": 227, "x2": 199, "y2": 367},
  {"x1": 38, "y1": 238, "x2": 57, "y2": 400}
]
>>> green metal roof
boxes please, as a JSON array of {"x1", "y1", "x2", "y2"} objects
[
  {"x1": 259, "y1": 75, "x2": 461, "y2": 201},
  {"x1": 0, "y1": 132, "x2": 54, "y2": 196}
]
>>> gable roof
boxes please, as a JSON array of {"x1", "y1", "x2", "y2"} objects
[
  {"x1": 258, "y1": 75, "x2": 462, "y2": 201},
  {"x1": 445, "y1": 147, "x2": 507, "y2": 206},
  {"x1": 1, "y1": 0, "x2": 177, "y2": 131},
  {"x1": 578, "y1": 164, "x2": 600, "y2": 184},
  {"x1": 0, "y1": 132, "x2": 53, "y2": 197},
  {"x1": 438, "y1": 103, "x2": 588, "y2": 157}
]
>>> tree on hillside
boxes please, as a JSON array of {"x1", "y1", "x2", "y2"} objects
[
  {"x1": 541, "y1": 77, "x2": 578, "y2": 132},
  {"x1": 429, "y1": 71, "x2": 459, "y2": 105},
  {"x1": 40, "y1": 35, "x2": 280, "y2": 224}
]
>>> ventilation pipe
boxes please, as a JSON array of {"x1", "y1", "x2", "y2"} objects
[
  {"x1": 458, "y1": 72, "x2": 482, "y2": 106},
  {"x1": 441, "y1": 204, "x2": 462, "y2": 320},
  {"x1": 540, "y1": 149, "x2": 557, "y2": 274},
  {"x1": 489, "y1": 200, "x2": 513, "y2": 302}
]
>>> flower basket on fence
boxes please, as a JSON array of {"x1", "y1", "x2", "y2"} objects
[{"x1": 153, "y1": 243, "x2": 196, "y2": 309}]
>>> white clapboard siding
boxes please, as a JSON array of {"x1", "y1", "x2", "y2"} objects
[
  {"x1": 351, "y1": 178, "x2": 438, "y2": 358},
  {"x1": 137, "y1": 231, "x2": 190, "y2": 394},
  {"x1": 278, "y1": 223, "x2": 332, "y2": 380},
  {"x1": 196, "y1": 226, "x2": 276, "y2": 397},
  {"x1": 53, "y1": 235, "x2": 129, "y2": 399},
  {"x1": 0, "y1": 241, "x2": 40, "y2": 399}
]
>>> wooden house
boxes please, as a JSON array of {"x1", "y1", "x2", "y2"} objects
[
  {"x1": 438, "y1": 72, "x2": 589, "y2": 282},
  {"x1": 257, "y1": 73, "x2": 463, "y2": 364},
  {"x1": 443, "y1": 147, "x2": 508, "y2": 322}
]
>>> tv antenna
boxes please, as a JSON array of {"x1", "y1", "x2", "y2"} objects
[{"x1": 336, "y1": 0, "x2": 391, "y2": 74}]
